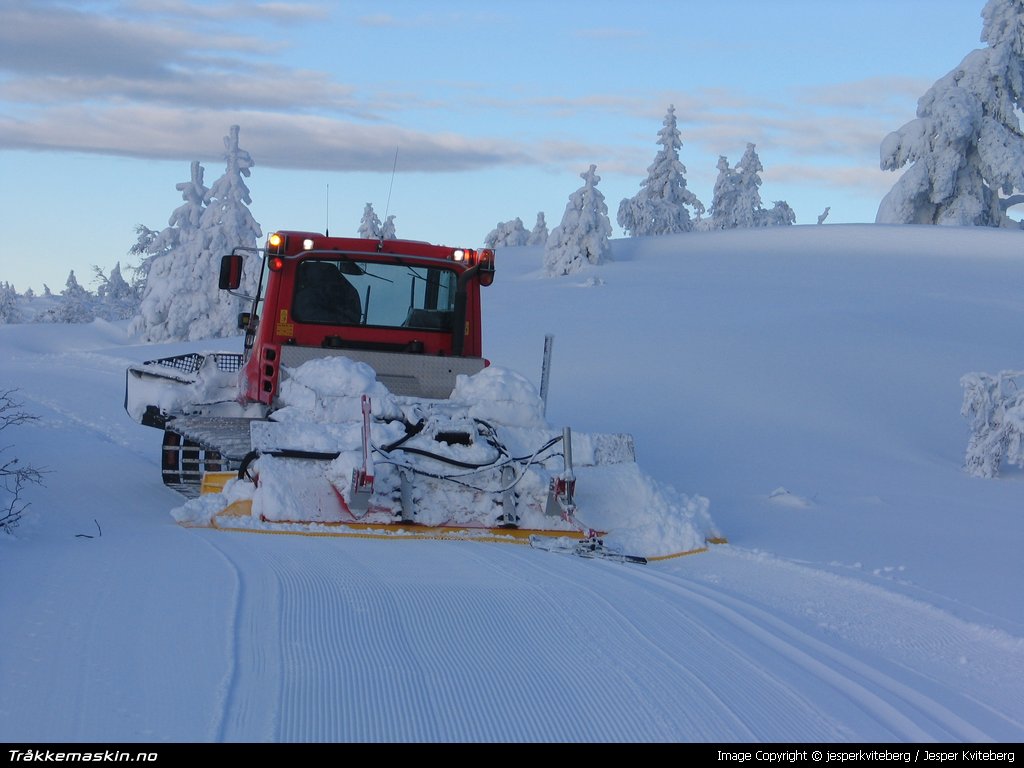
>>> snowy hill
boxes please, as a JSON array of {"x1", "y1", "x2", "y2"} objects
[{"x1": 2, "y1": 224, "x2": 1023, "y2": 743}]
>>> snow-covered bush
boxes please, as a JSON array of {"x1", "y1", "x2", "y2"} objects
[
  {"x1": 485, "y1": 217, "x2": 529, "y2": 248},
  {"x1": 762, "y1": 200, "x2": 797, "y2": 227},
  {"x1": 960, "y1": 369, "x2": 1024, "y2": 477},
  {"x1": 544, "y1": 165, "x2": 612, "y2": 276}
]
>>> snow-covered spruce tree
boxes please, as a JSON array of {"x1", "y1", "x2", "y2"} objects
[
  {"x1": 877, "y1": 0, "x2": 1024, "y2": 226},
  {"x1": 92, "y1": 262, "x2": 138, "y2": 321},
  {"x1": 707, "y1": 144, "x2": 795, "y2": 228},
  {"x1": 132, "y1": 126, "x2": 262, "y2": 342},
  {"x1": 485, "y1": 217, "x2": 529, "y2": 248},
  {"x1": 127, "y1": 224, "x2": 161, "y2": 293},
  {"x1": 708, "y1": 155, "x2": 741, "y2": 229},
  {"x1": 960, "y1": 369, "x2": 1024, "y2": 477},
  {"x1": 381, "y1": 214, "x2": 396, "y2": 239},
  {"x1": 192, "y1": 125, "x2": 262, "y2": 338},
  {"x1": 0, "y1": 389, "x2": 43, "y2": 533},
  {"x1": 53, "y1": 270, "x2": 96, "y2": 324},
  {"x1": 732, "y1": 143, "x2": 765, "y2": 228},
  {"x1": 0, "y1": 282, "x2": 21, "y2": 324},
  {"x1": 131, "y1": 161, "x2": 207, "y2": 341},
  {"x1": 617, "y1": 104, "x2": 705, "y2": 236},
  {"x1": 527, "y1": 212, "x2": 548, "y2": 245},
  {"x1": 358, "y1": 203, "x2": 382, "y2": 238},
  {"x1": 544, "y1": 165, "x2": 613, "y2": 276}
]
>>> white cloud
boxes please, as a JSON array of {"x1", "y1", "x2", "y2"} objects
[
  {"x1": 0, "y1": 105, "x2": 534, "y2": 172},
  {"x1": 128, "y1": 0, "x2": 329, "y2": 23}
]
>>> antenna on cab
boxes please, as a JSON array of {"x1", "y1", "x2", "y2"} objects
[{"x1": 378, "y1": 147, "x2": 399, "y2": 251}]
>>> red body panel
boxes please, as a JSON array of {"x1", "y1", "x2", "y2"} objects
[{"x1": 237, "y1": 231, "x2": 490, "y2": 406}]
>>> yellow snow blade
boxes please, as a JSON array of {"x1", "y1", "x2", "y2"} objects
[
  {"x1": 178, "y1": 498, "x2": 721, "y2": 559},
  {"x1": 191, "y1": 472, "x2": 726, "y2": 557},
  {"x1": 200, "y1": 471, "x2": 236, "y2": 495},
  {"x1": 203, "y1": 500, "x2": 592, "y2": 543}
]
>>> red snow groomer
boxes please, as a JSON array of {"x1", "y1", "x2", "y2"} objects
[{"x1": 126, "y1": 230, "x2": 710, "y2": 563}]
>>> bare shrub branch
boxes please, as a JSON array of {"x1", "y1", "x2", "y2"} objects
[{"x1": 0, "y1": 389, "x2": 45, "y2": 533}]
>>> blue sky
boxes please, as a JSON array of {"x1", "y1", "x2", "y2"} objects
[{"x1": 0, "y1": 0, "x2": 990, "y2": 292}]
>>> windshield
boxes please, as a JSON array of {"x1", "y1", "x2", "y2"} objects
[{"x1": 291, "y1": 258, "x2": 458, "y2": 330}]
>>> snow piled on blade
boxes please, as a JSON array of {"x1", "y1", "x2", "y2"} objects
[
  {"x1": 273, "y1": 356, "x2": 403, "y2": 423},
  {"x1": 572, "y1": 465, "x2": 716, "y2": 558},
  {"x1": 449, "y1": 365, "x2": 549, "y2": 428},
  {"x1": 172, "y1": 355, "x2": 717, "y2": 557}
]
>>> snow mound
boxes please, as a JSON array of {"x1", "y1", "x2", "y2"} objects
[
  {"x1": 272, "y1": 356, "x2": 403, "y2": 423},
  {"x1": 574, "y1": 465, "x2": 716, "y2": 558},
  {"x1": 449, "y1": 365, "x2": 548, "y2": 428},
  {"x1": 767, "y1": 487, "x2": 813, "y2": 509}
]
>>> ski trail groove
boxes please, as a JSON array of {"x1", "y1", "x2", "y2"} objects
[
  {"x1": 494, "y1": 547, "x2": 856, "y2": 741},
  {"x1": 157, "y1": 530, "x2": 1020, "y2": 742},
  {"x1": 628, "y1": 562, "x2": 999, "y2": 741},
  {"x1": 195, "y1": 530, "x2": 281, "y2": 743}
]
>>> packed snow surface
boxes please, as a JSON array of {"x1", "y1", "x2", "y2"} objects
[{"x1": 2, "y1": 225, "x2": 1024, "y2": 743}]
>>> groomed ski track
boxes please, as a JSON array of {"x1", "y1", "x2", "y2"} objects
[{"x1": 197, "y1": 528, "x2": 1024, "y2": 743}]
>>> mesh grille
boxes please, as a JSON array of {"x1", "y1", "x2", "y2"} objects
[{"x1": 145, "y1": 352, "x2": 244, "y2": 375}]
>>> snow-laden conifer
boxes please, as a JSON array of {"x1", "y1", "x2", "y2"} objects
[
  {"x1": 708, "y1": 144, "x2": 796, "y2": 229},
  {"x1": 358, "y1": 203, "x2": 382, "y2": 238},
  {"x1": 527, "y1": 212, "x2": 548, "y2": 245},
  {"x1": 708, "y1": 156, "x2": 740, "y2": 230},
  {"x1": 193, "y1": 125, "x2": 262, "y2": 336},
  {"x1": 618, "y1": 105, "x2": 705, "y2": 236},
  {"x1": 485, "y1": 217, "x2": 529, "y2": 248},
  {"x1": 93, "y1": 262, "x2": 138, "y2": 321},
  {"x1": 53, "y1": 270, "x2": 95, "y2": 324},
  {"x1": 130, "y1": 161, "x2": 208, "y2": 341},
  {"x1": 733, "y1": 143, "x2": 765, "y2": 228},
  {"x1": 0, "y1": 282, "x2": 20, "y2": 324},
  {"x1": 545, "y1": 165, "x2": 612, "y2": 275},
  {"x1": 131, "y1": 126, "x2": 262, "y2": 341},
  {"x1": 877, "y1": 0, "x2": 1024, "y2": 226}
]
